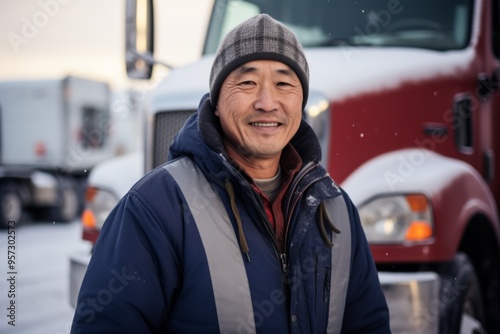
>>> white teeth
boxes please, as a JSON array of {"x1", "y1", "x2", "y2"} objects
[{"x1": 251, "y1": 122, "x2": 279, "y2": 127}]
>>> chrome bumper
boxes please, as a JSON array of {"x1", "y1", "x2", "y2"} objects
[
  {"x1": 379, "y1": 272, "x2": 440, "y2": 334},
  {"x1": 69, "y1": 251, "x2": 91, "y2": 308}
]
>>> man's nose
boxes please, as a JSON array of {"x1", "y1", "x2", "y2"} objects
[{"x1": 253, "y1": 84, "x2": 278, "y2": 112}]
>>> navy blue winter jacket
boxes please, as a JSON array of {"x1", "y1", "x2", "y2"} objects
[{"x1": 71, "y1": 94, "x2": 390, "y2": 333}]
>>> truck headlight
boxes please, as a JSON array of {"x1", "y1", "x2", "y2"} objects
[
  {"x1": 305, "y1": 94, "x2": 329, "y2": 139},
  {"x1": 305, "y1": 92, "x2": 330, "y2": 166},
  {"x1": 81, "y1": 187, "x2": 118, "y2": 233},
  {"x1": 359, "y1": 194, "x2": 433, "y2": 244}
]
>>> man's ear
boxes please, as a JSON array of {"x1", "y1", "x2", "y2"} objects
[{"x1": 214, "y1": 107, "x2": 220, "y2": 117}]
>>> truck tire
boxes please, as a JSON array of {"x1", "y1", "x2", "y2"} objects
[
  {"x1": 438, "y1": 253, "x2": 486, "y2": 334},
  {"x1": 42, "y1": 182, "x2": 80, "y2": 223},
  {"x1": 51, "y1": 183, "x2": 80, "y2": 222},
  {"x1": 0, "y1": 186, "x2": 23, "y2": 228}
]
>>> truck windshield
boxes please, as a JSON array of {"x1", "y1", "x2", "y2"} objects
[{"x1": 204, "y1": 0, "x2": 473, "y2": 54}]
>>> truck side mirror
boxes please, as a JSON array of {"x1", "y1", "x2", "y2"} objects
[{"x1": 125, "y1": 0, "x2": 155, "y2": 79}]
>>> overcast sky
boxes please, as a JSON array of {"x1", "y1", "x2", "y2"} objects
[{"x1": 0, "y1": 0, "x2": 212, "y2": 89}]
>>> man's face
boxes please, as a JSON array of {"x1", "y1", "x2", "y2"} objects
[{"x1": 215, "y1": 60, "x2": 303, "y2": 165}]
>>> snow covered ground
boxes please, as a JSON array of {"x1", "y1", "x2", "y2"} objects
[{"x1": 0, "y1": 220, "x2": 91, "y2": 334}]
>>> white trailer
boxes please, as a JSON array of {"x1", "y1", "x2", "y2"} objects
[{"x1": 0, "y1": 76, "x2": 113, "y2": 227}]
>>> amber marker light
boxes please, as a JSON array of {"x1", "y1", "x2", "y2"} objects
[
  {"x1": 85, "y1": 187, "x2": 98, "y2": 202},
  {"x1": 404, "y1": 194, "x2": 433, "y2": 242},
  {"x1": 405, "y1": 221, "x2": 433, "y2": 241},
  {"x1": 406, "y1": 194, "x2": 428, "y2": 212},
  {"x1": 81, "y1": 208, "x2": 97, "y2": 229}
]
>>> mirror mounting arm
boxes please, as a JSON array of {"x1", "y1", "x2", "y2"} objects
[
  {"x1": 127, "y1": 49, "x2": 171, "y2": 70},
  {"x1": 125, "y1": 0, "x2": 170, "y2": 79}
]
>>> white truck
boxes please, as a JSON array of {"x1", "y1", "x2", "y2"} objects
[
  {"x1": 0, "y1": 76, "x2": 113, "y2": 227},
  {"x1": 71, "y1": 0, "x2": 500, "y2": 333}
]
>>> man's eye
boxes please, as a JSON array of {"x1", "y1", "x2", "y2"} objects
[
  {"x1": 277, "y1": 82, "x2": 291, "y2": 87},
  {"x1": 240, "y1": 81, "x2": 255, "y2": 85}
]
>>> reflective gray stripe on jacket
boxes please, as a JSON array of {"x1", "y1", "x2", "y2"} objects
[
  {"x1": 324, "y1": 195, "x2": 351, "y2": 333},
  {"x1": 165, "y1": 156, "x2": 351, "y2": 333}
]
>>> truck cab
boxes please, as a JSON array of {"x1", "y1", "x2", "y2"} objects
[{"x1": 71, "y1": 0, "x2": 500, "y2": 332}]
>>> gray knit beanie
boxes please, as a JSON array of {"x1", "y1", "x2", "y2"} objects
[{"x1": 209, "y1": 14, "x2": 309, "y2": 109}]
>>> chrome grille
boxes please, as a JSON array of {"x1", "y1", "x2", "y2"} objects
[{"x1": 153, "y1": 110, "x2": 195, "y2": 168}]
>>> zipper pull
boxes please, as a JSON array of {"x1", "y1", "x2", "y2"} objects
[{"x1": 280, "y1": 253, "x2": 288, "y2": 273}]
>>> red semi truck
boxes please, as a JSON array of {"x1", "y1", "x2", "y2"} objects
[{"x1": 71, "y1": 0, "x2": 500, "y2": 332}]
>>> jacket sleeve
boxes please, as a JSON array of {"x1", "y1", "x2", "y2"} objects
[
  {"x1": 341, "y1": 193, "x2": 391, "y2": 333},
  {"x1": 71, "y1": 172, "x2": 184, "y2": 334}
]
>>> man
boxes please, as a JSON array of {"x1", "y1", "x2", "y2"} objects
[{"x1": 71, "y1": 14, "x2": 390, "y2": 333}]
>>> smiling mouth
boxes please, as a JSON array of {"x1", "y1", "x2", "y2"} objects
[{"x1": 250, "y1": 122, "x2": 280, "y2": 127}]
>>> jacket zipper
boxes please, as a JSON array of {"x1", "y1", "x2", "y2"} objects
[
  {"x1": 219, "y1": 155, "x2": 329, "y2": 274},
  {"x1": 282, "y1": 162, "x2": 317, "y2": 247},
  {"x1": 280, "y1": 253, "x2": 288, "y2": 273},
  {"x1": 284, "y1": 162, "x2": 317, "y2": 214},
  {"x1": 248, "y1": 189, "x2": 288, "y2": 272},
  {"x1": 283, "y1": 163, "x2": 331, "y2": 260},
  {"x1": 220, "y1": 154, "x2": 286, "y2": 271},
  {"x1": 244, "y1": 184, "x2": 288, "y2": 272},
  {"x1": 261, "y1": 161, "x2": 327, "y2": 273}
]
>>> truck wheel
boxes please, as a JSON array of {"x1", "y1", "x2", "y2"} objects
[
  {"x1": 0, "y1": 187, "x2": 23, "y2": 228},
  {"x1": 438, "y1": 253, "x2": 486, "y2": 334},
  {"x1": 56, "y1": 183, "x2": 80, "y2": 222},
  {"x1": 44, "y1": 182, "x2": 80, "y2": 223}
]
